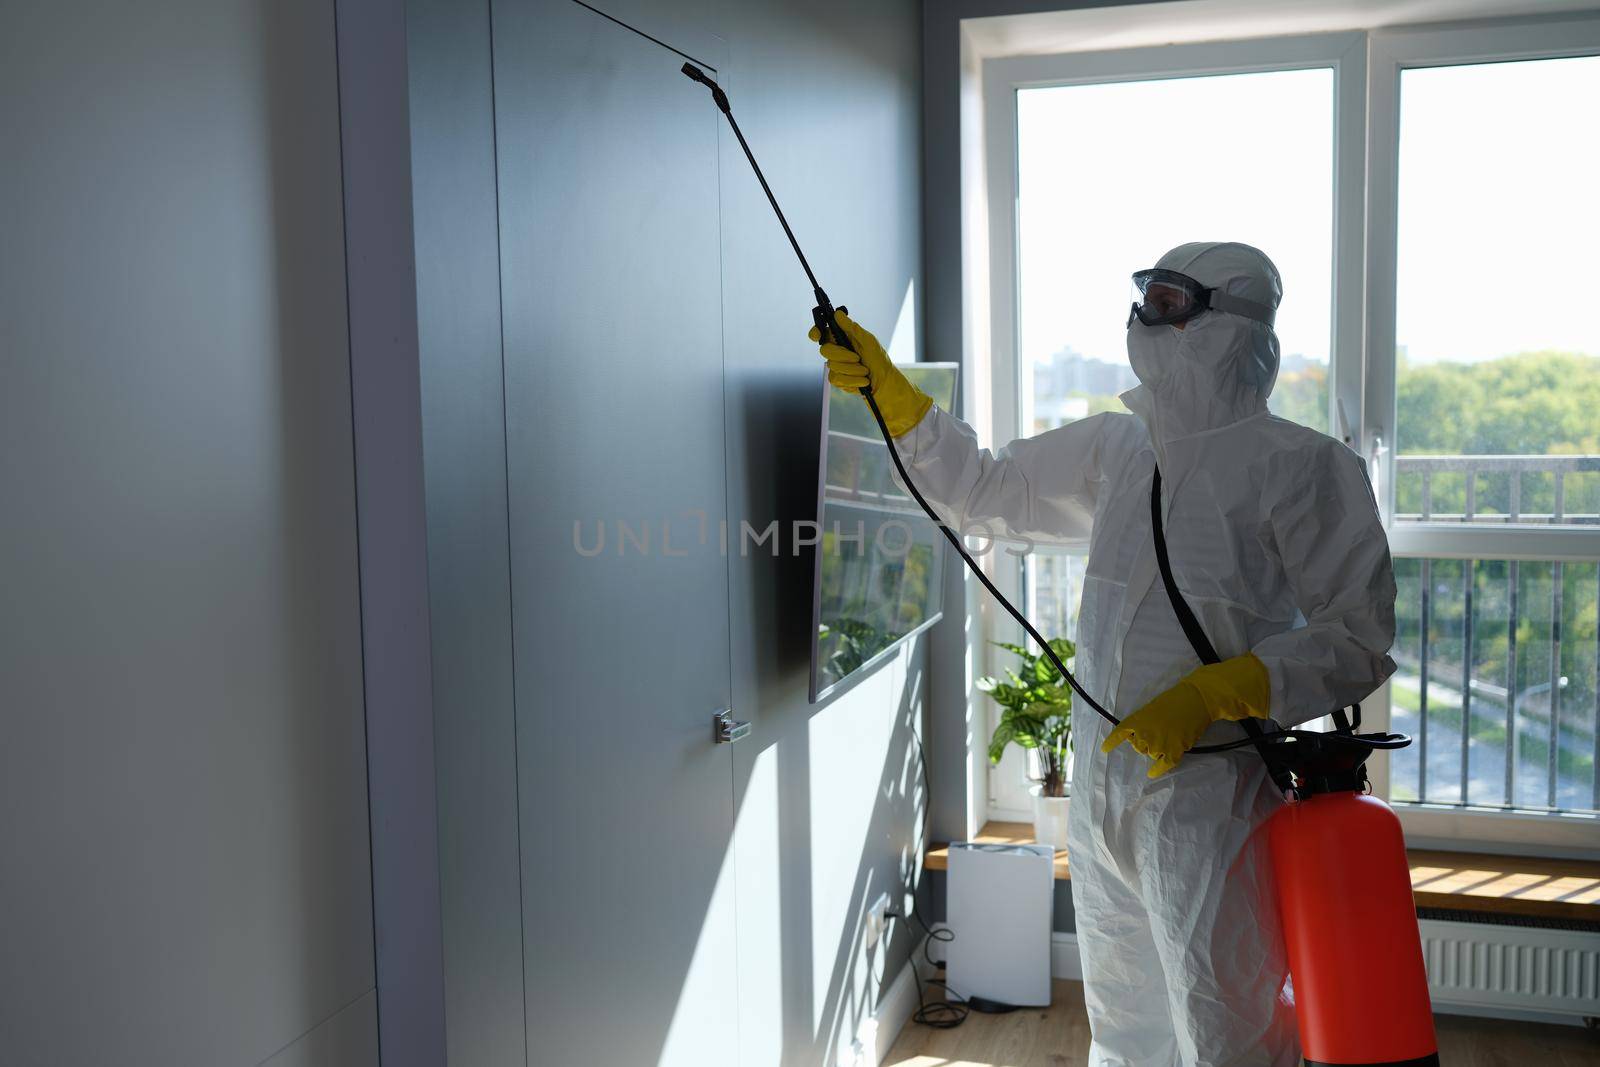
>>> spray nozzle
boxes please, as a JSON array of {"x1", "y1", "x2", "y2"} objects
[{"x1": 680, "y1": 63, "x2": 730, "y2": 114}]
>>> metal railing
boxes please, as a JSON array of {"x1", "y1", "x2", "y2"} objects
[
  {"x1": 1391, "y1": 454, "x2": 1600, "y2": 812},
  {"x1": 1395, "y1": 453, "x2": 1600, "y2": 524}
]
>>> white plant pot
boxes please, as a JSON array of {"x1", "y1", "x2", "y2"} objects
[{"x1": 1029, "y1": 784, "x2": 1070, "y2": 850}]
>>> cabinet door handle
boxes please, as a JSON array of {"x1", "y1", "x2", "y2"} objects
[{"x1": 712, "y1": 709, "x2": 750, "y2": 744}]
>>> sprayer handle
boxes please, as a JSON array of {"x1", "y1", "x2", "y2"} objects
[
  {"x1": 812, "y1": 303, "x2": 855, "y2": 353},
  {"x1": 813, "y1": 301, "x2": 875, "y2": 397}
]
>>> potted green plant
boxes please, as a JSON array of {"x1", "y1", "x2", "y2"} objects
[{"x1": 978, "y1": 639, "x2": 1075, "y2": 848}]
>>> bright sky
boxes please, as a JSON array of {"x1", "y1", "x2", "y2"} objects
[
  {"x1": 1017, "y1": 54, "x2": 1600, "y2": 373},
  {"x1": 1018, "y1": 68, "x2": 1333, "y2": 371},
  {"x1": 1396, "y1": 56, "x2": 1600, "y2": 363}
]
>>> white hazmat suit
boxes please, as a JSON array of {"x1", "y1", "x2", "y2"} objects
[{"x1": 897, "y1": 242, "x2": 1397, "y2": 1065}]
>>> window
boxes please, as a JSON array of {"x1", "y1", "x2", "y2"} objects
[
  {"x1": 980, "y1": 19, "x2": 1600, "y2": 841},
  {"x1": 1391, "y1": 56, "x2": 1600, "y2": 529},
  {"x1": 1368, "y1": 24, "x2": 1600, "y2": 835}
]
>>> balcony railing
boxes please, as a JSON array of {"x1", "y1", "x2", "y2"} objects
[
  {"x1": 1390, "y1": 454, "x2": 1599, "y2": 814},
  {"x1": 1010, "y1": 453, "x2": 1600, "y2": 813},
  {"x1": 1395, "y1": 453, "x2": 1600, "y2": 524}
]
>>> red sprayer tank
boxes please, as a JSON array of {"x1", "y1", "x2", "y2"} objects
[{"x1": 1268, "y1": 738, "x2": 1439, "y2": 1067}]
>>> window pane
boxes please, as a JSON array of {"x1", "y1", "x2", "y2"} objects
[
  {"x1": 1394, "y1": 57, "x2": 1600, "y2": 526},
  {"x1": 1389, "y1": 557, "x2": 1598, "y2": 813},
  {"x1": 1017, "y1": 69, "x2": 1334, "y2": 437},
  {"x1": 1024, "y1": 551, "x2": 1085, "y2": 645},
  {"x1": 1023, "y1": 550, "x2": 1086, "y2": 793}
]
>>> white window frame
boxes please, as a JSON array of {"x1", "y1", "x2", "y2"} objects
[
  {"x1": 1363, "y1": 15, "x2": 1600, "y2": 852},
  {"x1": 976, "y1": 16, "x2": 1600, "y2": 851}
]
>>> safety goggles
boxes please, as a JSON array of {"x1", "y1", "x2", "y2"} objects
[{"x1": 1127, "y1": 268, "x2": 1277, "y2": 329}]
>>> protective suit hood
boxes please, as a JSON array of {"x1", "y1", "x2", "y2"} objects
[{"x1": 1122, "y1": 241, "x2": 1283, "y2": 450}]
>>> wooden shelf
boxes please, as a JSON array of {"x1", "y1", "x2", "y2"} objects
[
  {"x1": 1408, "y1": 849, "x2": 1600, "y2": 922},
  {"x1": 928, "y1": 821, "x2": 1600, "y2": 922}
]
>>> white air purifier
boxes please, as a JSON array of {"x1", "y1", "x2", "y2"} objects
[{"x1": 946, "y1": 841, "x2": 1055, "y2": 1007}]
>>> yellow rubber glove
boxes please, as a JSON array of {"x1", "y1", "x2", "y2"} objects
[
  {"x1": 1100, "y1": 653, "x2": 1272, "y2": 778},
  {"x1": 807, "y1": 310, "x2": 933, "y2": 438}
]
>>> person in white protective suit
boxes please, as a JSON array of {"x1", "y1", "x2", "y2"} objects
[{"x1": 809, "y1": 241, "x2": 1397, "y2": 1066}]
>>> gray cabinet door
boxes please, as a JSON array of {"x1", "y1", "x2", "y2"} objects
[{"x1": 492, "y1": 2, "x2": 738, "y2": 1065}]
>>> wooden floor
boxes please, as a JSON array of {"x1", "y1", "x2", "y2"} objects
[{"x1": 884, "y1": 980, "x2": 1599, "y2": 1067}]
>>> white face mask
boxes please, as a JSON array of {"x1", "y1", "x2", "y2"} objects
[{"x1": 1126, "y1": 321, "x2": 1184, "y2": 388}]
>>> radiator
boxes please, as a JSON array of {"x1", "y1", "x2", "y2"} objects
[
  {"x1": 1419, "y1": 917, "x2": 1600, "y2": 1020},
  {"x1": 1053, "y1": 920, "x2": 1600, "y2": 1021}
]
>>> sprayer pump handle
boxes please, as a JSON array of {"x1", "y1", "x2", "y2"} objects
[
  {"x1": 811, "y1": 301, "x2": 852, "y2": 350},
  {"x1": 812, "y1": 302, "x2": 873, "y2": 397}
]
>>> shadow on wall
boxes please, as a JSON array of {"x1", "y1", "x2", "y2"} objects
[
  {"x1": 644, "y1": 640, "x2": 928, "y2": 1066},
  {"x1": 726, "y1": 638, "x2": 929, "y2": 1067},
  {"x1": 803, "y1": 654, "x2": 929, "y2": 1063}
]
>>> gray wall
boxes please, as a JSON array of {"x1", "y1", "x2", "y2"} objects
[
  {"x1": 0, "y1": 3, "x2": 377, "y2": 1065},
  {"x1": 406, "y1": 2, "x2": 525, "y2": 1063},
  {"x1": 335, "y1": 0, "x2": 448, "y2": 1062},
  {"x1": 409, "y1": 1, "x2": 928, "y2": 1064}
]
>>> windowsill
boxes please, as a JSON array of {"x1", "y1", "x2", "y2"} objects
[
  {"x1": 925, "y1": 821, "x2": 1070, "y2": 881},
  {"x1": 928, "y1": 820, "x2": 1600, "y2": 923},
  {"x1": 1394, "y1": 802, "x2": 1600, "y2": 825},
  {"x1": 1394, "y1": 803, "x2": 1600, "y2": 861}
]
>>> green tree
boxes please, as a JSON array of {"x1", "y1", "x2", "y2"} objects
[
  {"x1": 1269, "y1": 360, "x2": 1328, "y2": 431},
  {"x1": 1394, "y1": 350, "x2": 1600, "y2": 521}
]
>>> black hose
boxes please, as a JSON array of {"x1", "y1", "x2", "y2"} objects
[
  {"x1": 679, "y1": 61, "x2": 1398, "y2": 764},
  {"x1": 856, "y1": 385, "x2": 1266, "y2": 755}
]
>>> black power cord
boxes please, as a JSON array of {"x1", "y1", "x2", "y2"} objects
[
  {"x1": 881, "y1": 728, "x2": 969, "y2": 1028},
  {"x1": 893, "y1": 907, "x2": 968, "y2": 1029}
]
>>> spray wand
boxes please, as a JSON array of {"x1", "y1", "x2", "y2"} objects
[
  {"x1": 678, "y1": 61, "x2": 1129, "y2": 735},
  {"x1": 681, "y1": 62, "x2": 1410, "y2": 776}
]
